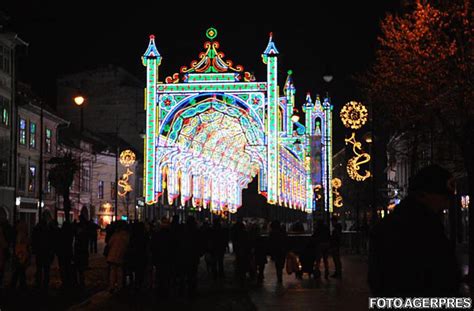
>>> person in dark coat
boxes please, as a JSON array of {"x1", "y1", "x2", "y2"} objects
[
  {"x1": 253, "y1": 225, "x2": 267, "y2": 284},
  {"x1": 73, "y1": 216, "x2": 90, "y2": 288},
  {"x1": 313, "y1": 219, "x2": 330, "y2": 279},
  {"x1": 31, "y1": 213, "x2": 56, "y2": 289},
  {"x1": 210, "y1": 218, "x2": 228, "y2": 279},
  {"x1": 151, "y1": 217, "x2": 174, "y2": 296},
  {"x1": 88, "y1": 219, "x2": 99, "y2": 254},
  {"x1": 268, "y1": 220, "x2": 287, "y2": 284},
  {"x1": 368, "y1": 164, "x2": 461, "y2": 297},
  {"x1": 57, "y1": 221, "x2": 74, "y2": 288},
  {"x1": 178, "y1": 216, "x2": 203, "y2": 297},
  {"x1": 330, "y1": 217, "x2": 342, "y2": 278}
]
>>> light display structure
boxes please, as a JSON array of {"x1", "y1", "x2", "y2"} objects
[{"x1": 142, "y1": 29, "x2": 333, "y2": 214}]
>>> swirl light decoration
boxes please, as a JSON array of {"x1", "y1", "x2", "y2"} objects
[
  {"x1": 345, "y1": 133, "x2": 371, "y2": 181},
  {"x1": 118, "y1": 168, "x2": 134, "y2": 197},
  {"x1": 120, "y1": 150, "x2": 136, "y2": 167},
  {"x1": 332, "y1": 178, "x2": 343, "y2": 208},
  {"x1": 340, "y1": 101, "x2": 368, "y2": 130}
]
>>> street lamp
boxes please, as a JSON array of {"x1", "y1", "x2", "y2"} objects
[{"x1": 73, "y1": 95, "x2": 85, "y2": 133}]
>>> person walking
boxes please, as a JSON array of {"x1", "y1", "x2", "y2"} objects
[
  {"x1": 10, "y1": 220, "x2": 29, "y2": 289},
  {"x1": 330, "y1": 217, "x2": 342, "y2": 278},
  {"x1": 313, "y1": 219, "x2": 330, "y2": 279},
  {"x1": 106, "y1": 221, "x2": 130, "y2": 293},
  {"x1": 268, "y1": 220, "x2": 287, "y2": 284},
  {"x1": 57, "y1": 221, "x2": 74, "y2": 289},
  {"x1": 368, "y1": 164, "x2": 461, "y2": 296},
  {"x1": 73, "y1": 216, "x2": 90, "y2": 288},
  {"x1": 88, "y1": 219, "x2": 99, "y2": 254},
  {"x1": 210, "y1": 218, "x2": 228, "y2": 280},
  {"x1": 31, "y1": 212, "x2": 55, "y2": 289}
]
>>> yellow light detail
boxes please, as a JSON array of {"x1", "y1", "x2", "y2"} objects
[
  {"x1": 345, "y1": 132, "x2": 371, "y2": 181},
  {"x1": 340, "y1": 101, "x2": 368, "y2": 130},
  {"x1": 120, "y1": 150, "x2": 136, "y2": 167},
  {"x1": 118, "y1": 168, "x2": 134, "y2": 197},
  {"x1": 332, "y1": 178, "x2": 343, "y2": 208}
]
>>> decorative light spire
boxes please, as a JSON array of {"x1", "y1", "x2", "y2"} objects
[
  {"x1": 143, "y1": 34, "x2": 161, "y2": 60},
  {"x1": 263, "y1": 32, "x2": 279, "y2": 56},
  {"x1": 305, "y1": 92, "x2": 314, "y2": 107}
]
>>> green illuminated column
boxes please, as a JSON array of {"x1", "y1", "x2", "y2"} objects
[
  {"x1": 142, "y1": 35, "x2": 162, "y2": 204},
  {"x1": 285, "y1": 71, "x2": 295, "y2": 136},
  {"x1": 262, "y1": 33, "x2": 279, "y2": 204}
]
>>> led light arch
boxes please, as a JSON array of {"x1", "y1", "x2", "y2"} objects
[{"x1": 142, "y1": 29, "x2": 333, "y2": 213}]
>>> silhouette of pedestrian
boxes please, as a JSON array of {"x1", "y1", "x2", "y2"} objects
[
  {"x1": 313, "y1": 219, "x2": 330, "y2": 279},
  {"x1": 73, "y1": 215, "x2": 90, "y2": 288},
  {"x1": 268, "y1": 220, "x2": 287, "y2": 284},
  {"x1": 57, "y1": 221, "x2": 74, "y2": 289},
  {"x1": 10, "y1": 220, "x2": 29, "y2": 289},
  {"x1": 368, "y1": 164, "x2": 461, "y2": 296},
  {"x1": 151, "y1": 217, "x2": 174, "y2": 296},
  {"x1": 106, "y1": 220, "x2": 130, "y2": 293},
  {"x1": 88, "y1": 219, "x2": 99, "y2": 254},
  {"x1": 31, "y1": 211, "x2": 55, "y2": 289},
  {"x1": 210, "y1": 218, "x2": 228, "y2": 279},
  {"x1": 330, "y1": 217, "x2": 342, "y2": 278}
]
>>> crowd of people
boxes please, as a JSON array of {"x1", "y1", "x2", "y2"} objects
[
  {"x1": 0, "y1": 211, "x2": 344, "y2": 298},
  {"x1": 0, "y1": 212, "x2": 99, "y2": 291}
]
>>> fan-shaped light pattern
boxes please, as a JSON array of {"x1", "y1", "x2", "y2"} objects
[{"x1": 156, "y1": 98, "x2": 267, "y2": 211}]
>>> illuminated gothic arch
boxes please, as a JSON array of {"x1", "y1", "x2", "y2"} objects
[{"x1": 142, "y1": 28, "x2": 333, "y2": 213}]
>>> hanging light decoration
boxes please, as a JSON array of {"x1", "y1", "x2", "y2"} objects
[{"x1": 340, "y1": 101, "x2": 368, "y2": 129}]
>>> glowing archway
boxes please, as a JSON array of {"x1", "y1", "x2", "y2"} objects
[{"x1": 142, "y1": 29, "x2": 333, "y2": 214}]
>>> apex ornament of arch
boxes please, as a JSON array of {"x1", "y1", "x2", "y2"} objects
[{"x1": 142, "y1": 29, "x2": 333, "y2": 215}]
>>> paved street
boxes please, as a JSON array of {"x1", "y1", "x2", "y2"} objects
[
  {"x1": 2, "y1": 239, "x2": 472, "y2": 311},
  {"x1": 65, "y1": 251, "x2": 369, "y2": 311}
]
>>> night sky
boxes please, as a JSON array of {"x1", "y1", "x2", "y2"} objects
[{"x1": 3, "y1": 1, "x2": 401, "y2": 151}]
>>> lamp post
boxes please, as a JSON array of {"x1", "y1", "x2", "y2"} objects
[
  {"x1": 74, "y1": 95, "x2": 85, "y2": 221},
  {"x1": 74, "y1": 95, "x2": 85, "y2": 134}
]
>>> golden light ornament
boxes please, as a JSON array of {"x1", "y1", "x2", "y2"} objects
[
  {"x1": 340, "y1": 101, "x2": 368, "y2": 130},
  {"x1": 332, "y1": 178, "x2": 343, "y2": 208},
  {"x1": 119, "y1": 150, "x2": 136, "y2": 167},
  {"x1": 118, "y1": 168, "x2": 134, "y2": 197},
  {"x1": 345, "y1": 132, "x2": 371, "y2": 181}
]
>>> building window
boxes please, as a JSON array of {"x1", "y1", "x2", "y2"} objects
[
  {"x1": 98, "y1": 180, "x2": 104, "y2": 199},
  {"x1": 28, "y1": 165, "x2": 36, "y2": 192},
  {"x1": 0, "y1": 96, "x2": 9, "y2": 127},
  {"x1": 0, "y1": 43, "x2": 11, "y2": 74},
  {"x1": 19, "y1": 164, "x2": 26, "y2": 192},
  {"x1": 81, "y1": 164, "x2": 90, "y2": 192},
  {"x1": 19, "y1": 118, "x2": 26, "y2": 145},
  {"x1": 29, "y1": 121, "x2": 36, "y2": 149},
  {"x1": 45, "y1": 128, "x2": 52, "y2": 153}
]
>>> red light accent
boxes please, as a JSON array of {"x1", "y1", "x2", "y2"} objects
[{"x1": 150, "y1": 34, "x2": 155, "y2": 40}]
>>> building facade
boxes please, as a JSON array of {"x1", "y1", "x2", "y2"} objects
[
  {"x1": 16, "y1": 97, "x2": 67, "y2": 231},
  {"x1": 0, "y1": 24, "x2": 27, "y2": 223}
]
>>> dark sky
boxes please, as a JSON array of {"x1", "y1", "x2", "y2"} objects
[{"x1": 2, "y1": 2, "x2": 401, "y2": 150}]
